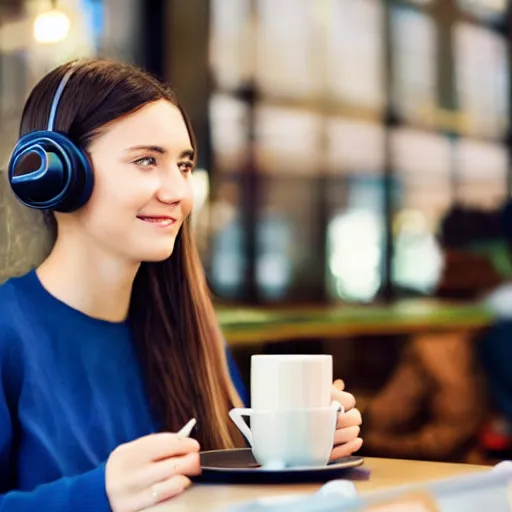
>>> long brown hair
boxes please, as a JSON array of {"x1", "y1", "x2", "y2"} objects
[{"x1": 19, "y1": 58, "x2": 244, "y2": 450}]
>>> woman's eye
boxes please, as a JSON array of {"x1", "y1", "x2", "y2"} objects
[
  {"x1": 179, "y1": 161, "x2": 194, "y2": 173},
  {"x1": 134, "y1": 156, "x2": 157, "y2": 167}
]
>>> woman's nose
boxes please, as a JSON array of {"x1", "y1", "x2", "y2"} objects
[{"x1": 155, "y1": 168, "x2": 189, "y2": 204}]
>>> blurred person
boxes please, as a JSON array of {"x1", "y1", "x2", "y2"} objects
[
  {"x1": 362, "y1": 204, "x2": 506, "y2": 462},
  {"x1": 477, "y1": 199, "x2": 512, "y2": 459},
  {"x1": 362, "y1": 330, "x2": 486, "y2": 462},
  {"x1": 0, "y1": 59, "x2": 362, "y2": 511}
]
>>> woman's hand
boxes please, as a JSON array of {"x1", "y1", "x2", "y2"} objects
[
  {"x1": 330, "y1": 379, "x2": 363, "y2": 460},
  {"x1": 105, "y1": 433, "x2": 201, "y2": 512}
]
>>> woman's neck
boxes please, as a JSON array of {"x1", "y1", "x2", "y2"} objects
[{"x1": 37, "y1": 234, "x2": 140, "y2": 323}]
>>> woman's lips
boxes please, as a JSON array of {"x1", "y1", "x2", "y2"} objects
[{"x1": 137, "y1": 216, "x2": 176, "y2": 227}]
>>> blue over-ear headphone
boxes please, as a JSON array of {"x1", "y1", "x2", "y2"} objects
[{"x1": 7, "y1": 66, "x2": 94, "y2": 213}]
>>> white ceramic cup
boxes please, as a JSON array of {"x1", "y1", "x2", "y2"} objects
[
  {"x1": 250, "y1": 354, "x2": 333, "y2": 410},
  {"x1": 229, "y1": 404, "x2": 340, "y2": 468}
]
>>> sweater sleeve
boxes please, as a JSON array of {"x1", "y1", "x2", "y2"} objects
[
  {"x1": 0, "y1": 321, "x2": 112, "y2": 512},
  {"x1": 0, "y1": 465, "x2": 111, "y2": 512}
]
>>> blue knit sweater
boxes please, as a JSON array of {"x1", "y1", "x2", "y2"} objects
[{"x1": 0, "y1": 270, "x2": 247, "y2": 511}]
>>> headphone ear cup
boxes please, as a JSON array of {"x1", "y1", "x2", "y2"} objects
[{"x1": 8, "y1": 131, "x2": 93, "y2": 213}]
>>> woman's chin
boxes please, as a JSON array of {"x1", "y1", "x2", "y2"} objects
[{"x1": 138, "y1": 243, "x2": 176, "y2": 263}]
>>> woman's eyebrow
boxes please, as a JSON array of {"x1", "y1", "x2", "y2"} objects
[
  {"x1": 125, "y1": 146, "x2": 194, "y2": 160},
  {"x1": 125, "y1": 145, "x2": 167, "y2": 154}
]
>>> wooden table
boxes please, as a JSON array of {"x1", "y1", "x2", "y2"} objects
[
  {"x1": 148, "y1": 457, "x2": 488, "y2": 511},
  {"x1": 217, "y1": 300, "x2": 494, "y2": 345}
]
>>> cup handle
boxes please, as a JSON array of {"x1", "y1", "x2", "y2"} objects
[
  {"x1": 229, "y1": 408, "x2": 254, "y2": 446},
  {"x1": 331, "y1": 400, "x2": 345, "y2": 414}
]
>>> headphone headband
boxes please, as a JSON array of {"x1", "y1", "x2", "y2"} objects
[{"x1": 47, "y1": 66, "x2": 76, "y2": 132}]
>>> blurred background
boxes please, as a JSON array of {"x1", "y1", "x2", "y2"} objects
[{"x1": 1, "y1": 0, "x2": 512, "y2": 465}]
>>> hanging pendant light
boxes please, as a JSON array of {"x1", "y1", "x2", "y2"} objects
[{"x1": 33, "y1": 0, "x2": 70, "y2": 44}]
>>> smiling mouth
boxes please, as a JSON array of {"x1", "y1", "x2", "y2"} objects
[{"x1": 137, "y1": 216, "x2": 176, "y2": 227}]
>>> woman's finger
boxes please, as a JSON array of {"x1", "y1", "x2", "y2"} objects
[
  {"x1": 126, "y1": 474, "x2": 192, "y2": 512},
  {"x1": 333, "y1": 425, "x2": 360, "y2": 447},
  {"x1": 136, "y1": 452, "x2": 201, "y2": 489},
  {"x1": 337, "y1": 408, "x2": 362, "y2": 429},
  {"x1": 128, "y1": 433, "x2": 200, "y2": 463},
  {"x1": 149, "y1": 474, "x2": 192, "y2": 507},
  {"x1": 330, "y1": 438, "x2": 363, "y2": 461},
  {"x1": 331, "y1": 388, "x2": 356, "y2": 412},
  {"x1": 333, "y1": 379, "x2": 345, "y2": 391}
]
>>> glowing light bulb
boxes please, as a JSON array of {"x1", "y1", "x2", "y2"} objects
[{"x1": 33, "y1": 9, "x2": 70, "y2": 44}]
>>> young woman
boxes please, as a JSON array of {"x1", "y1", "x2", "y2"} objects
[{"x1": 0, "y1": 59, "x2": 362, "y2": 512}]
